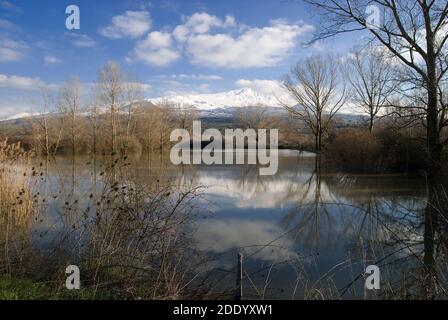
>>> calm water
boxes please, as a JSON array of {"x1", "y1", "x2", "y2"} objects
[{"x1": 41, "y1": 151, "x2": 428, "y2": 299}]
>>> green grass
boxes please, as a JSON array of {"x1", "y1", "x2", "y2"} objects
[
  {"x1": 0, "y1": 275, "x2": 53, "y2": 300},
  {"x1": 0, "y1": 275, "x2": 118, "y2": 300}
]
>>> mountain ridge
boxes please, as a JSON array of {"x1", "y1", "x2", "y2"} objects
[
  {"x1": 2, "y1": 88, "x2": 362, "y2": 123},
  {"x1": 147, "y1": 88, "x2": 291, "y2": 110}
]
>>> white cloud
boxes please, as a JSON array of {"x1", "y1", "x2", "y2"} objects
[
  {"x1": 195, "y1": 219, "x2": 296, "y2": 262},
  {"x1": 235, "y1": 79, "x2": 284, "y2": 95},
  {"x1": 99, "y1": 11, "x2": 151, "y2": 39},
  {"x1": 142, "y1": 30, "x2": 172, "y2": 47},
  {"x1": 44, "y1": 55, "x2": 62, "y2": 65},
  {"x1": 0, "y1": 106, "x2": 38, "y2": 121},
  {"x1": 186, "y1": 20, "x2": 313, "y2": 68},
  {"x1": 131, "y1": 31, "x2": 180, "y2": 66},
  {"x1": 198, "y1": 83, "x2": 210, "y2": 92},
  {"x1": 173, "y1": 12, "x2": 236, "y2": 41},
  {"x1": 149, "y1": 78, "x2": 214, "y2": 97},
  {"x1": 0, "y1": 74, "x2": 44, "y2": 89},
  {"x1": 125, "y1": 81, "x2": 152, "y2": 92},
  {"x1": 135, "y1": 47, "x2": 179, "y2": 66},
  {"x1": 170, "y1": 73, "x2": 222, "y2": 80},
  {"x1": 0, "y1": 36, "x2": 28, "y2": 62},
  {"x1": 128, "y1": 13, "x2": 313, "y2": 69},
  {"x1": 0, "y1": 93, "x2": 41, "y2": 120},
  {"x1": 67, "y1": 33, "x2": 97, "y2": 48},
  {"x1": 0, "y1": 47, "x2": 22, "y2": 62}
]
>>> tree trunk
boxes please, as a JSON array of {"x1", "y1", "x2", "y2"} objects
[
  {"x1": 424, "y1": 7, "x2": 442, "y2": 179},
  {"x1": 93, "y1": 122, "x2": 97, "y2": 156},
  {"x1": 111, "y1": 106, "x2": 116, "y2": 155},
  {"x1": 318, "y1": 130, "x2": 322, "y2": 154},
  {"x1": 425, "y1": 30, "x2": 440, "y2": 177},
  {"x1": 71, "y1": 112, "x2": 76, "y2": 157},
  {"x1": 124, "y1": 113, "x2": 131, "y2": 155},
  {"x1": 427, "y1": 81, "x2": 441, "y2": 178},
  {"x1": 44, "y1": 118, "x2": 50, "y2": 157}
]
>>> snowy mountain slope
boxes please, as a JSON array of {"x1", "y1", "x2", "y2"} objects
[
  {"x1": 147, "y1": 88, "x2": 292, "y2": 110},
  {"x1": 2, "y1": 88, "x2": 363, "y2": 124}
]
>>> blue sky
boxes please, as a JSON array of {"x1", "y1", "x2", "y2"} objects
[{"x1": 0, "y1": 0, "x2": 361, "y2": 118}]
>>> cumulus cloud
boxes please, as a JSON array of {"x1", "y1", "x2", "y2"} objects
[
  {"x1": 131, "y1": 31, "x2": 180, "y2": 66},
  {"x1": 186, "y1": 20, "x2": 313, "y2": 68},
  {"x1": 0, "y1": 74, "x2": 44, "y2": 89},
  {"x1": 99, "y1": 11, "x2": 151, "y2": 39},
  {"x1": 67, "y1": 33, "x2": 97, "y2": 48},
  {"x1": 128, "y1": 12, "x2": 313, "y2": 68},
  {"x1": 142, "y1": 30, "x2": 172, "y2": 47},
  {"x1": 0, "y1": 36, "x2": 28, "y2": 62},
  {"x1": 173, "y1": 12, "x2": 236, "y2": 41}
]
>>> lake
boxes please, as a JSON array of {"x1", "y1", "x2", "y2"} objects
[{"x1": 39, "y1": 150, "x2": 429, "y2": 299}]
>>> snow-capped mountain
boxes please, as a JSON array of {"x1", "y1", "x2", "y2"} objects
[
  {"x1": 5, "y1": 112, "x2": 40, "y2": 121},
  {"x1": 1, "y1": 88, "x2": 362, "y2": 123},
  {"x1": 147, "y1": 88, "x2": 291, "y2": 110}
]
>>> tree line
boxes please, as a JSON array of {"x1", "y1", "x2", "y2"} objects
[
  {"x1": 287, "y1": 0, "x2": 447, "y2": 179},
  {"x1": 1, "y1": 0, "x2": 446, "y2": 178},
  {"x1": 0, "y1": 61, "x2": 199, "y2": 157}
]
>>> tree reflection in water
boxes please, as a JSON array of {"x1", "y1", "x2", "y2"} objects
[
  {"x1": 280, "y1": 157, "x2": 448, "y2": 299},
  {"x1": 34, "y1": 152, "x2": 448, "y2": 299}
]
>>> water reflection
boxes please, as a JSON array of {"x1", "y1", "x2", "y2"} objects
[{"x1": 41, "y1": 151, "x2": 448, "y2": 299}]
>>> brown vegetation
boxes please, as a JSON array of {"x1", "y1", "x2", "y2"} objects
[{"x1": 0, "y1": 140, "x2": 207, "y2": 299}]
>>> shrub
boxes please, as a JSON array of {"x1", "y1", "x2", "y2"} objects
[
  {"x1": 327, "y1": 126, "x2": 428, "y2": 173},
  {"x1": 376, "y1": 128, "x2": 427, "y2": 173},
  {"x1": 326, "y1": 129, "x2": 383, "y2": 172}
]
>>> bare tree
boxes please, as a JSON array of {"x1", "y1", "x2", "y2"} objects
[
  {"x1": 97, "y1": 61, "x2": 123, "y2": 155},
  {"x1": 34, "y1": 87, "x2": 55, "y2": 157},
  {"x1": 282, "y1": 54, "x2": 347, "y2": 154},
  {"x1": 173, "y1": 103, "x2": 197, "y2": 132},
  {"x1": 344, "y1": 45, "x2": 397, "y2": 132},
  {"x1": 305, "y1": 0, "x2": 448, "y2": 176},
  {"x1": 89, "y1": 93, "x2": 101, "y2": 156},
  {"x1": 60, "y1": 77, "x2": 82, "y2": 156},
  {"x1": 122, "y1": 75, "x2": 144, "y2": 155},
  {"x1": 136, "y1": 101, "x2": 174, "y2": 153},
  {"x1": 52, "y1": 93, "x2": 68, "y2": 157},
  {"x1": 154, "y1": 103, "x2": 173, "y2": 152},
  {"x1": 238, "y1": 105, "x2": 275, "y2": 145},
  {"x1": 139, "y1": 105, "x2": 156, "y2": 153},
  {"x1": 238, "y1": 105, "x2": 270, "y2": 129}
]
